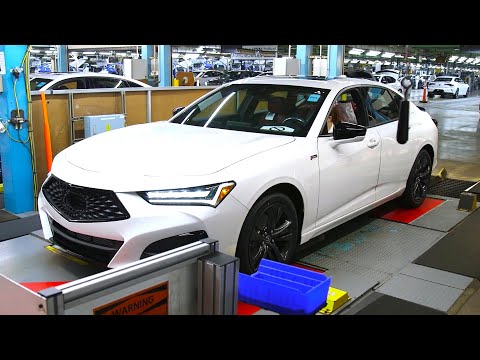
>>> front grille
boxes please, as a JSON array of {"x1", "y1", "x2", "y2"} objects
[
  {"x1": 42, "y1": 175, "x2": 130, "y2": 222},
  {"x1": 50, "y1": 219, "x2": 122, "y2": 264}
]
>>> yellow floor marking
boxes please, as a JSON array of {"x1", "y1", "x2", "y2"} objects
[{"x1": 44, "y1": 245, "x2": 89, "y2": 265}]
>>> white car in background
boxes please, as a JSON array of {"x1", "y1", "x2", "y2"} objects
[
  {"x1": 374, "y1": 74, "x2": 404, "y2": 94},
  {"x1": 427, "y1": 76, "x2": 470, "y2": 98},
  {"x1": 30, "y1": 72, "x2": 151, "y2": 91},
  {"x1": 193, "y1": 70, "x2": 225, "y2": 86},
  {"x1": 38, "y1": 76, "x2": 438, "y2": 274}
]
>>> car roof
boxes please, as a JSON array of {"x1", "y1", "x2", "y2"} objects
[
  {"x1": 30, "y1": 72, "x2": 130, "y2": 80},
  {"x1": 29, "y1": 72, "x2": 151, "y2": 87},
  {"x1": 224, "y1": 75, "x2": 386, "y2": 91}
]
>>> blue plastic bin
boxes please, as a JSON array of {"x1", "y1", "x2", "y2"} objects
[{"x1": 238, "y1": 259, "x2": 331, "y2": 315}]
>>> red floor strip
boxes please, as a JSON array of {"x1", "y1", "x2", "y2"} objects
[
  {"x1": 380, "y1": 198, "x2": 444, "y2": 224},
  {"x1": 21, "y1": 282, "x2": 68, "y2": 293},
  {"x1": 237, "y1": 301, "x2": 262, "y2": 315},
  {"x1": 291, "y1": 263, "x2": 325, "y2": 273}
]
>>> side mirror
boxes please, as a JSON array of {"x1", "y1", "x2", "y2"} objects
[
  {"x1": 396, "y1": 100, "x2": 409, "y2": 144},
  {"x1": 172, "y1": 106, "x2": 185, "y2": 116}
]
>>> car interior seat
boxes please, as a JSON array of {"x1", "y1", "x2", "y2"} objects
[{"x1": 260, "y1": 96, "x2": 295, "y2": 125}]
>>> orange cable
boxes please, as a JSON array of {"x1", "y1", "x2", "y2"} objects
[{"x1": 40, "y1": 92, "x2": 53, "y2": 172}]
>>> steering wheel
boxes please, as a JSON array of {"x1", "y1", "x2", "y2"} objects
[{"x1": 282, "y1": 116, "x2": 306, "y2": 127}]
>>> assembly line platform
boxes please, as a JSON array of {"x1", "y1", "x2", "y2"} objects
[
  {"x1": 1, "y1": 179, "x2": 480, "y2": 315},
  {"x1": 239, "y1": 189, "x2": 480, "y2": 315}
]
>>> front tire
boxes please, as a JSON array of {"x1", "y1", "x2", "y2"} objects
[
  {"x1": 464, "y1": 88, "x2": 469, "y2": 98},
  {"x1": 236, "y1": 193, "x2": 299, "y2": 274},
  {"x1": 400, "y1": 149, "x2": 432, "y2": 208}
]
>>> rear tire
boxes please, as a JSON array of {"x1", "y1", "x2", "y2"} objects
[
  {"x1": 453, "y1": 89, "x2": 459, "y2": 99},
  {"x1": 464, "y1": 88, "x2": 469, "y2": 98},
  {"x1": 236, "y1": 193, "x2": 299, "y2": 274},
  {"x1": 400, "y1": 149, "x2": 432, "y2": 208}
]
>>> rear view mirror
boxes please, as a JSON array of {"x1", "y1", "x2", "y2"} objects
[{"x1": 172, "y1": 106, "x2": 185, "y2": 116}]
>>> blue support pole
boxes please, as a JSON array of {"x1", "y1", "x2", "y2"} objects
[
  {"x1": 0, "y1": 45, "x2": 34, "y2": 213},
  {"x1": 141, "y1": 45, "x2": 154, "y2": 85},
  {"x1": 296, "y1": 45, "x2": 312, "y2": 76},
  {"x1": 327, "y1": 45, "x2": 345, "y2": 79},
  {"x1": 57, "y1": 45, "x2": 68, "y2": 72},
  {"x1": 158, "y1": 45, "x2": 172, "y2": 87}
]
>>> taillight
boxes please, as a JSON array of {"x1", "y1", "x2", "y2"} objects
[{"x1": 445, "y1": 83, "x2": 454, "y2": 86}]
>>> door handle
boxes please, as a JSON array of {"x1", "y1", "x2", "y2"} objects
[{"x1": 367, "y1": 138, "x2": 379, "y2": 148}]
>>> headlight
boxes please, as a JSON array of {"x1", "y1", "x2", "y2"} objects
[{"x1": 138, "y1": 181, "x2": 236, "y2": 207}]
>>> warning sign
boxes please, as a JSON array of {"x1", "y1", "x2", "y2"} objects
[{"x1": 93, "y1": 282, "x2": 168, "y2": 315}]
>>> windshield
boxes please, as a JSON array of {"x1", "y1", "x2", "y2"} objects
[
  {"x1": 435, "y1": 77, "x2": 452, "y2": 82},
  {"x1": 170, "y1": 83, "x2": 329, "y2": 137},
  {"x1": 30, "y1": 78, "x2": 53, "y2": 90}
]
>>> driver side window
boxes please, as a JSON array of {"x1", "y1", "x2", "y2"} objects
[{"x1": 321, "y1": 88, "x2": 364, "y2": 135}]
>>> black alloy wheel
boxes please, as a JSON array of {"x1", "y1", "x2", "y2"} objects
[
  {"x1": 236, "y1": 193, "x2": 299, "y2": 274},
  {"x1": 400, "y1": 149, "x2": 432, "y2": 208}
]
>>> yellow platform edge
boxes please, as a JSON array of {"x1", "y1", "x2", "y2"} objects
[{"x1": 318, "y1": 287, "x2": 350, "y2": 314}]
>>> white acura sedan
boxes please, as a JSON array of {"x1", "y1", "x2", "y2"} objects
[
  {"x1": 38, "y1": 76, "x2": 438, "y2": 274},
  {"x1": 427, "y1": 76, "x2": 470, "y2": 98}
]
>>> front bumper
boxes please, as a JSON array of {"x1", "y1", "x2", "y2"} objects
[{"x1": 38, "y1": 188, "x2": 248, "y2": 268}]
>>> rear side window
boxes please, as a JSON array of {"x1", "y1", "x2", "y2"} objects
[
  {"x1": 91, "y1": 77, "x2": 122, "y2": 88},
  {"x1": 123, "y1": 80, "x2": 145, "y2": 88}
]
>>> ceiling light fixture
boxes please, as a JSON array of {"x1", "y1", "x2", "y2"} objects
[
  {"x1": 366, "y1": 50, "x2": 381, "y2": 56},
  {"x1": 348, "y1": 48, "x2": 365, "y2": 55}
]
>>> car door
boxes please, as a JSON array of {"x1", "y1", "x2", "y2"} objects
[
  {"x1": 455, "y1": 77, "x2": 468, "y2": 95},
  {"x1": 316, "y1": 87, "x2": 381, "y2": 227},
  {"x1": 361, "y1": 86, "x2": 414, "y2": 200}
]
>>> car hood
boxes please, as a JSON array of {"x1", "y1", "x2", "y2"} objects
[{"x1": 62, "y1": 121, "x2": 294, "y2": 178}]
